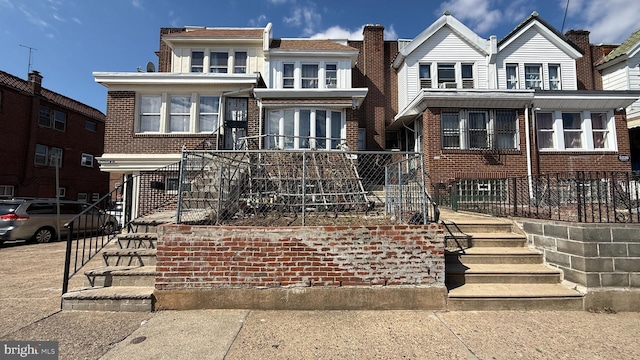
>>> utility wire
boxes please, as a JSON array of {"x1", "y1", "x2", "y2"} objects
[{"x1": 561, "y1": 0, "x2": 570, "y2": 33}]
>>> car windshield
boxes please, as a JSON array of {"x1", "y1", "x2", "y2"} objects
[{"x1": 0, "y1": 203, "x2": 20, "y2": 215}]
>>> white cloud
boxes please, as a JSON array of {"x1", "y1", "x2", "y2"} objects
[
  {"x1": 266, "y1": 0, "x2": 290, "y2": 4},
  {"x1": 249, "y1": 14, "x2": 268, "y2": 27},
  {"x1": 310, "y1": 25, "x2": 364, "y2": 40},
  {"x1": 52, "y1": 13, "x2": 65, "y2": 22},
  {"x1": 283, "y1": 4, "x2": 322, "y2": 36},
  {"x1": 131, "y1": 0, "x2": 143, "y2": 9},
  {"x1": 437, "y1": 0, "x2": 503, "y2": 34},
  {"x1": 72, "y1": 17, "x2": 81, "y2": 25},
  {"x1": 565, "y1": 0, "x2": 640, "y2": 43},
  {"x1": 18, "y1": 4, "x2": 50, "y2": 29},
  {"x1": 0, "y1": 0, "x2": 15, "y2": 8}
]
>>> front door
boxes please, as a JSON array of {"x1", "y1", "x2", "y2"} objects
[{"x1": 224, "y1": 97, "x2": 248, "y2": 149}]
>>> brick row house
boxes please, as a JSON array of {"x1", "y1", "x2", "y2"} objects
[
  {"x1": 0, "y1": 70, "x2": 108, "y2": 201},
  {"x1": 94, "y1": 12, "x2": 639, "y2": 216}
]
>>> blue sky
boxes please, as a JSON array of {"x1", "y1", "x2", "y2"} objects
[{"x1": 1, "y1": 0, "x2": 638, "y2": 114}]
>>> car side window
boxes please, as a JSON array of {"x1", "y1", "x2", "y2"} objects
[{"x1": 26, "y1": 203, "x2": 55, "y2": 214}]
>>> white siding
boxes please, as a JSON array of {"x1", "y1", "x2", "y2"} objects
[
  {"x1": 397, "y1": 65, "x2": 408, "y2": 110},
  {"x1": 628, "y1": 52, "x2": 640, "y2": 90},
  {"x1": 497, "y1": 28, "x2": 577, "y2": 90},
  {"x1": 602, "y1": 63, "x2": 629, "y2": 90},
  {"x1": 402, "y1": 27, "x2": 488, "y2": 105}
]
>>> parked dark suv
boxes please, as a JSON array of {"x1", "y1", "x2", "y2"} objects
[{"x1": 0, "y1": 198, "x2": 119, "y2": 245}]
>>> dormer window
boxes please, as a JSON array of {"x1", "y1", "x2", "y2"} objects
[
  {"x1": 419, "y1": 64, "x2": 432, "y2": 88},
  {"x1": 283, "y1": 63, "x2": 295, "y2": 88},
  {"x1": 210, "y1": 52, "x2": 228, "y2": 73},
  {"x1": 506, "y1": 64, "x2": 518, "y2": 89},
  {"x1": 191, "y1": 51, "x2": 204, "y2": 73},
  {"x1": 326, "y1": 64, "x2": 337, "y2": 88},
  {"x1": 234, "y1": 52, "x2": 247, "y2": 74},
  {"x1": 525, "y1": 64, "x2": 542, "y2": 89},
  {"x1": 462, "y1": 64, "x2": 474, "y2": 89},
  {"x1": 301, "y1": 64, "x2": 318, "y2": 88},
  {"x1": 548, "y1": 64, "x2": 561, "y2": 90},
  {"x1": 437, "y1": 64, "x2": 456, "y2": 87}
]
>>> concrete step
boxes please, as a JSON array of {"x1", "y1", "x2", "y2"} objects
[
  {"x1": 445, "y1": 263, "x2": 562, "y2": 284},
  {"x1": 61, "y1": 286, "x2": 155, "y2": 312},
  {"x1": 84, "y1": 265, "x2": 156, "y2": 287},
  {"x1": 446, "y1": 247, "x2": 543, "y2": 264},
  {"x1": 447, "y1": 283, "x2": 584, "y2": 311},
  {"x1": 103, "y1": 248, "x2": 157, "y2": 266},
  {"x1": 461, "y1": 232, "x2": 527, "y2": 247},
  {"x1": 117, "y1": 233, "x2": 157, "y2": 249},
  {"x1": 442, "y1": 221, "x2": 515, "y2": 234}
]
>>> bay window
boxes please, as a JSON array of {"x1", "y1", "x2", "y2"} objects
[
  {"x1": 266, "y1": 108, "x2": 344, "y2": 150},
  {"x1": 562, "y1": 112, "x2": 582, "y2": 149},
  {"x1": 536, "y1": 111, "x2": 615, "y2": 151},
  {"x1": 591, "y1": 112, "x2": 609, "y2": 149},
  {"x1": 536, "y1": 112, "x2": 555, "y2": 149}
]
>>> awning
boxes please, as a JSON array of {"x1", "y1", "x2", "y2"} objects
[
  {"x1": 254, "y1": 88, "x2": 368, "y2": 108},
  {"x1": 533, "y1": 90, "x2": 640, "y2": 110}
]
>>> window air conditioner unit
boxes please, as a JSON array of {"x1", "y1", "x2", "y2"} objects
[{"x1": 439, "y1": 82, "x2": 457, "y2": 89}]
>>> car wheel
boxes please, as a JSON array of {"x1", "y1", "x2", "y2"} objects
[{"x1": 33, "y1": 227, "x2": 55, "y2": 243}]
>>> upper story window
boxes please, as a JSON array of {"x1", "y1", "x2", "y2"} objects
[
  {"x1": 53, "y1": 110, "x2": 66, "y2": 131},
  {"x1": 441, "y1": 109, "x2": 519, "y2": 150},
  {"x1": 81, "y1": 153, "x2": 94, "y2": 167},
  {"x1": 0, "y1": 185, "x2": 14, "y2": 198},
  {"x1": 137, "y1": 93, "x2": 221, "y2": 134},
  {"x1": 506, "y1": 64, "x2": 519, "y2": 89},
  {"x1": 461, "y1": 64, "x2": 474, "y2": 89},
  {"x1": 525, "y1": 64, "x2": 542, "y2": 89},
  {"x1": 301, "y1": 64, "x2": 319, "y2": 88},
  {"x1": 437, "y1": 64, "x2": 456, "y2": 87},
  {"x1": 326, "y1": 64, "x2": 337, "y2": 88},
  {"x1": 191, "y1": 51, "x2": 204, "y2": 72},
  {"x1": 35, "y1": 144, "x2": 63, "y2": 167},
  {"x1": 536, "y1": 111, "x2": 616, "y2": 151},
  {"x1": 210, "y1": 52, "x2": 228, "y2": 73},
  {"x1": 38, "y1": 107, "x2": 51, "y2": 127},
  {"x1": 37, "y1": 107, "x2": 66, "y2": 131},
  {"x1": 548, "y1": 64, "x2": 561, "y2": 90},
  {"x1": 419, "y1": 64, "x2": 432, "y2": 88},
  {"x1": 85, "y1": 120, "x2": 97, "y2": 132},
  {"x1": 234, "y1": 51, "x2": 247, "y2": 74},
  {"x1": 283, "y1": 63, "x2": 295, "y2": 88}
]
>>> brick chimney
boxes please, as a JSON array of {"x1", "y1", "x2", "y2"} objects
[
  {"x1": 362, "y1": 24, "x2": 386, "y2": 150},
  {"x1": 565, "y1": 30, "x2": 595, "y2": 90},
  {"x1": 28, "y1": 70, "x2": 43, "y2": 95}
]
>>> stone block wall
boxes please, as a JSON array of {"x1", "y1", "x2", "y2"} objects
[{"x1": 154, "y1": 224, "x2": 447, "y2": 310}]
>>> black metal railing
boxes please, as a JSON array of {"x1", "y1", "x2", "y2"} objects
[{"x1": 435, "y1": 171, "x2": 640, "y2": 223}]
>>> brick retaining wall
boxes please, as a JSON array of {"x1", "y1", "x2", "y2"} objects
[{"x1": 154, "y1": 224, "x2": 447, "y2": 310}]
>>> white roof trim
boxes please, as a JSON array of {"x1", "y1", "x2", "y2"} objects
[
  {"x1": 253, "y1": 88, "x2": 368, "y2": 99},
  {"x1": 498, "y1": 20, "x2": 582, "y2": 59},
  {"x1": 93, "y1": 72, "x2": 260, "y2": 87},
  {"x1": 392, "y1": 14, "x2": 489, "y2": 69},
  {"x1": 97, "y1": 153, "x2": 181, "y2": 172}
]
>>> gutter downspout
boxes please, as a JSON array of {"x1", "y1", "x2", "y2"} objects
[
  {"x1": 525, "y1": 105, "x2": 533, "y2": 200},
  {"x1": 258, "y1": 100, "x2": 263, "y2": 149}
]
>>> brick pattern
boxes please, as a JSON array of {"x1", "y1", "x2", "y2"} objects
[
  {"x1": 565, "y1": 30, "x2": 595, "y2": 90},
  {"x1": 156, "y1": 224, "x2": 445, "y2": 290}
]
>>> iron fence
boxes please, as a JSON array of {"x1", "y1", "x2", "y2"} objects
[
  {"x1": 435, "y1": 171, "x2": 640, "y2": 223},
  {"x1": 175, "y1": 149, "x2": 437, "y2": 226}
]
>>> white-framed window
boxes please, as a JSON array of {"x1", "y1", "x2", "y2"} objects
[
  {"x1": 283, "y1": 63, "x2": 295, "y2": 88},
  {"x1": 38, "y1": 107, "x2": 51, "y2": 127},
  {"x1": 191, "y1": 51, "x2": 204, "y2": 72},
  {"x1": 0, "y1": 185, "x2": 14, "y2": 198},
  {"x1": 437, "y1": 63, "x2": 456, "y2": 86},
  {"x1": 419, "y1": 64, "x2": 432, "y2": 88},
  {"x1": 525, "y1": 64, "x2": 542, "y2": 89},
  {"x1": 170, "y1": 95, "x2": 191, "y2": 132},
  {"x1": 81, "y1": 153, "x2": 94, "y2": 167},
  {"x1": 198, "y1": 96, "x2": 220, "y2": 133},
  {"x1": 506, "y1": 64, "x2": 519, "y2": 89},
  {"x1": 536, "y1": 110, "x2": 616, "y2": 151},
  {"x1": 36, "y1": 145, "x2": 63, "y2": 167},
  {"x1": 266, "y1": 108, "x2": 344, "y2": 150},
  {"x1": 53, "y1": 110, "x2": 66, "y2": 131},
  {"x1": 85, "y1": 120, "x2": 97, "y2": 132},
  {"x1": 139, "y1": 95, "x2": 161, "y2": 132},
  {"x1": 234, "y1": 51, "x2": 247, "y2": 74},
  {"x1": 461, "y1": 64, "x2": 474, "y2": 89},
  {"x1": 301, "y1": 64, "x2": 319, "y2": 88},
  {"x1": 325, "y1": 63, "x2": 337, "y2": 88},
  {"x1": 441, "y1": 109, "x2": 519, "y2": 150},
  {"x1": 548, "y1": 64, "x2": 561, "y2": 90},
  {"x1": 77, "y1": 192, "x2": 88, "y2": 202},
  {"x1": 210, "y1": 51, "x2": 228, "y2": 73}
]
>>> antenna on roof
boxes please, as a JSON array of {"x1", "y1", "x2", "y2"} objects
[
  {"x1": 19, "y1": 44, "x2": 37, "y2": 74},
  {"x1": 146, "y1": 61, "x2": 156, "y2": 72}
]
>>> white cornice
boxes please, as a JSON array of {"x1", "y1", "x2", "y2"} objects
[{"x1": 93, "y1": 72, "x2": 260, "y2": 87}]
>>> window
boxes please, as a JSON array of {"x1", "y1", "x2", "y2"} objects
[
  {"x1": 81, "y1": 153, "x2": 94, "y2": 167},
  {"x1": 325, "y1": 64, "x2": 337, "y2": 88},
  {"x1": 525, "y1": 65, "x2": 542, "y2": 89},
  {"x1": 548, "y1": 64, "x2": 561, "y2": 90},
  {"x1": 199, "y1": 96, "x2": 220, "y2": 133},
  {"x1": 591, "y1": 112, "x2": 609, "y2": 149},
  {"x1": 57, "y1": 187, "x2": 66, "y2": 198},
  {"x1": 191, "y1": 51, "x2": 204, "y2": 73},
  {"x1": 0, "y1": 185, "x2": 14, "y2": 198},
  {"x1": 38, "y1": 107, "x2": 51, "y2": 127},
  {"x1": 419, "y1": 64, "x2": 432, "y2": 88},
  {"x1": 170, "y1": 95, "x2": 191, "y2": 132},
  {"x1": 358, "y1": 128, "x2": 366, "y2": 150},
  {"x1": 53, "y1": 110, "x2": 66, "y2": 131},
  {"x1": 77, "y1": 193, "x2": 88, "y2": 202},
  {"x1": 537, "y1": 111, "x2": 614, "y2": 151},
  {"x1": 438, "y1": 64, "x2": 456, "y2": 86},
  {"x1": 139, "y1": 95, "x2": 161, "y2": 132},
  {"x1": 506, "y1": 64, "x2": 518, "y2": 89},
  {"x1": 441, "y1": 110, "x2": 519, "y2": 150},
  {"x1": 301, "y1": 64, "x2": 318, "y2": 88},
  {"x1": 210, "y1": 52, "x2": 228, "y2": 73},
  {"x1": 35, "y1": 145, "x2": 63, "y2": 167},
  {"x1": 563, "y1": 112, "x2": 583, "y2": 149},
  {"x1": 266, "y1": 109, "x2": 344, "y2": 150},
  {"x1": 91, "y1": 193, "x2": 100, "y2": 202},
  {"x1": 85, "y1": 121, "x2": 97, "y2": 132},
  {"x1": 234, "y1": 51, "x2": 247, "y2": 73},
  {"x1": 441, "y1": 112, "x2": 460, "y2": 149},
  {"x1": 283, "y1": 63, "x2": 294, "y2": 88},
  {"x1": 461, "y1": 64, "x2": 474, "y2": 89},
  {"x1": 35, "y1": 144, "x2": 48, "y2": 165}
]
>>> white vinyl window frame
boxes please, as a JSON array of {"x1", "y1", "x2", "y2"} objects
[
  {"x1": 548, "y1": 64, "x2": 561, "y2": 90},
  {"x1": 441, "y1": 109, "x2": 519, "y2": 150},
  {"x1": 278, "y1": 61, "x2": 341, "y2": 89},
  {"x1": 0, "y1": 185, "x2": 14, "y2": 198},
  {"x1": 535, "y1": 110, "x2": 617, "y2": 151},
  {"x1": 137, "y1": 93, "x2": 222, "y2": 134},
  {"x1": 81, "y1": 153, "x2": 94, "y2": 167},
  {"x1": 419, "y1": 63, "x2": 432, "y2": 89},
  {"x1": 506, "y1": 64, "x2": 519, "y2": 89},
  {"x1": 265, "y1": 108, "x2": 345, "y2": 150},
  {"x1": 525, "y1": 64, "x2": 543, "y2": 89}
]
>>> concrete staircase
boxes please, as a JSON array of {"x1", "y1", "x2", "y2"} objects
[
  {"x1": 442, "y1": 210, "x2": 584, "y2": 311},
  {"x1": 61, "y1": 213, "x2": 172, "y2": 312}
]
